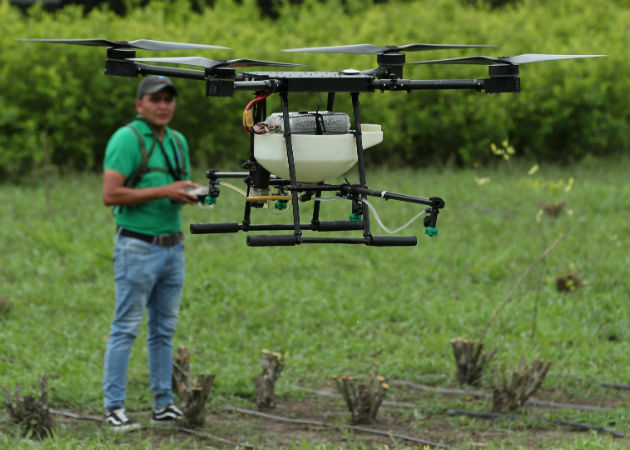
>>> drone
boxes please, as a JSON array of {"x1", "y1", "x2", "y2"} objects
[{"x1": 21, "y1": 38, "x2": 604, "y2": 247}]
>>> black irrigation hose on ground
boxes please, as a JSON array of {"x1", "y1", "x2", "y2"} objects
[
  {"x1": 601, "y1": 382, "x2": 630, "y2": 391},
  {"x1": 296, "y1": 383, "x2": 618, "y2": 413},
  {"x1": 389, "y1": 380, "x2": 616, "y2": 412},
  {"x1": 179, "y1": 427, "x2": 246, "y2": 448},
  {"x1": 49, "y1": 408, "x2": 102, "y2": 422},
  {"x1": 536, "y1": 375, "x2": 630, "y2": 392},
  {"x1": 226, "y1": 406, "x2": 458, "y2": 450},
  {"x1": 44, "y1": 378, "x2": 630, "y2": 446},
  {"x1": 48, "y1": 406, "x2": 454, "y2": 449},
  {"x1": 294, "y1": 383, "x2": 628, "y2": 439},
  {"x1": 446, "y1": 409, "x2": 629, "y2": 439}
]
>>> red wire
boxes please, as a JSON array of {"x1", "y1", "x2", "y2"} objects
[
  {"x1": 244, "y1": 93, "x2": 272, "y2": 133},
  {"x1": 245, "y1": 93, "x2": 271, "y2": 111}
]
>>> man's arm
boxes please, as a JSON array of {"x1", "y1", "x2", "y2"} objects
[{"x1": 102, "y1": 169, "x2": 198, "y2": 206}]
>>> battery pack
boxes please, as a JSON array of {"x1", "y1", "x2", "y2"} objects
[{"x1": 264, "y1": 111, "x2": 351, "y2": 134}]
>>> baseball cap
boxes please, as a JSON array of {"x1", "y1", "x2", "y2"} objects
[{"x1": 137, "y1": 75, "x2": 178, "y2": 98}]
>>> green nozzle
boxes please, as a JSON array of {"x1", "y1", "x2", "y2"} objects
[
  {"x1": 349, "y1": 213, "x2": 362, "y2": 222},
  {"x1": 204, "y1": 196, "x2": 217, "y2": 205},
  {"x1": 425, "y1": 227, "x2": 438, "y2": 237},
  {"x1": 274, "y1": 200, "x2": 288, "y2": 210}
]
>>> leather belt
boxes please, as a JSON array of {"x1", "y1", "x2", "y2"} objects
[{"x1": 118, "y1": 227, "x2": 183, "y2": 247}]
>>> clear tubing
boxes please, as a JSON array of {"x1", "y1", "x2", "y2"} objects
[
  {"x1": 218, "y1": 181, "x2": 247, "y2": 196},
  {"x1": 361, "y1": 198, "x2": 428, "y2": 234}
]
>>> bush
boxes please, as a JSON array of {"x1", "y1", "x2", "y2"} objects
[{"x1": 0, "y1": 0, "x2": 627, "y2": 177}]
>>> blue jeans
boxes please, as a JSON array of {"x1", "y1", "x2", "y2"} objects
[{"x1": 103, "y1": 235, "x2": 185, "y2": 411}]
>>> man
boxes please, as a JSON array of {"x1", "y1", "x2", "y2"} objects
[{"x1": 102, "y1": 75, "x2": 198, "y2": 432}]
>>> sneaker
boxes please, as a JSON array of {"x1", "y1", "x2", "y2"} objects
[
  {"x1": 152, "y1": 404, "x2": 183, "y2": 425},
  {"x1": 105, "y1": 408, "x2": 141, "y2": 432}
]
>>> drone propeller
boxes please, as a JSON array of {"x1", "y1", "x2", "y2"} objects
[
  {"x1": 282, "y1": 43, "x2": 497, "y2": 54},
  {"x1": 129, "y1": 56, "x2": 305, "y2": 69},
  {"x1": 409, "y1": 53, "x2": 606, "y2": 65},
  {"x1": 17, "y1": 38, "x2": 230, "y2": 51}
]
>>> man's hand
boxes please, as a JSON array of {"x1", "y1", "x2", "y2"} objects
[
  {"x1": 103, "y1": 169, "x2": 199, "y2": 206},
  {"x1": 162, "y1": 180, "x2": 199, "y2": 204}
]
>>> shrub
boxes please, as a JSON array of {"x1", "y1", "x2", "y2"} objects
[{"x1": 0, "y1": 0, "x2": 627, "y2": 177}]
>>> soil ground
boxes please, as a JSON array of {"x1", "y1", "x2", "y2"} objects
[{"x1": 4, "y1": 381, "x2": 627, "y2": 449}]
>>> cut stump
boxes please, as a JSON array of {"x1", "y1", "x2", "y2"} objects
[
  {"x1": 333, "y1": 364, "x2": 388, "y2": 425},
  {"x1": 450, "y1": 338, "x2": 497, "y2": 386},
  {"x1": 492, "y1": 356, "x2": 552, "y2": 412},
  {"x1": 172, "y1": 345, "x2": 214, "y2": 427},
  {"x1": 2, "y1": 374, "x2": 53, "y2": 438},
  {"x1": 254, "y1": 349, "x2": 286, "y2": 410}
]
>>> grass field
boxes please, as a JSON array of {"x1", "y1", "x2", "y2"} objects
[{"x1": 1, "y1": 156, "x2": 628, "y2": 449}]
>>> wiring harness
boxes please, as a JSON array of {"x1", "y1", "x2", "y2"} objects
[{"x1": 242, "y1": 94, "x2": 278, "y2": 134}]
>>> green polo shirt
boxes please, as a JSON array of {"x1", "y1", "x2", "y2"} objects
[{"x1": 104, "y1": 118, "x2": 191, "y2": 235}]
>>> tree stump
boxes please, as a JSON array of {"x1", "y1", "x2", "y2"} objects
[
  {"x1": 450, "y1": 338, "x2": 497, "y2": 386},
  {"x1": 254, "y1": 349, "x2": 286, "y2": 410},
  {"x1": 171, "y1": 345, "x2": 214, "y2": 428},
  {"x1": 492, "y1": 356, "x2": 552, "y2": 412},
  {"x1": 180, "y1": 374, "x2": 215, "y2": 428},
  {"x1": 333, "y1": 364, "x2": 388, "y2": 425},
  {"x1": 2, "y1": 374, "x2": 53, "y2": 438}
]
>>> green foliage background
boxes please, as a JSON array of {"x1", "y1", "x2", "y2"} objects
[{"x1": 0, "y1": 0, "x2": 628, "y2": 176}]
